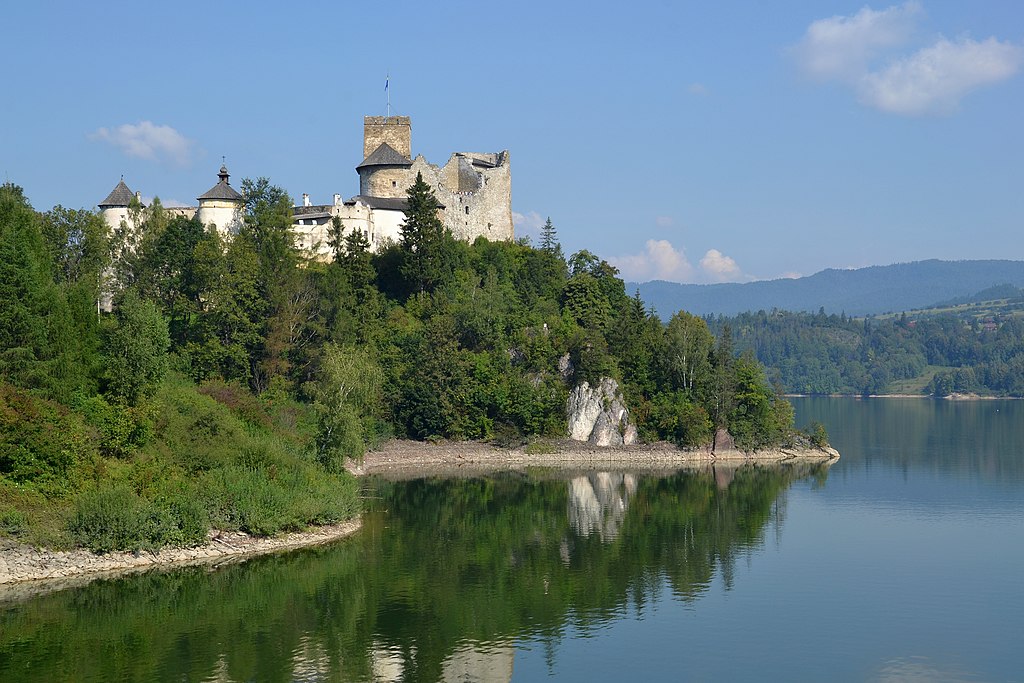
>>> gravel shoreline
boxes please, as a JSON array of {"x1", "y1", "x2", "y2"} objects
[
  {"x1": 349, "y1": 439, "x2": 840, "y2": 478},
  {"x1": 0, "y1": 520, "x2": 361, "y2": 600},
  {"x1": 1, "y1": 439, "x2": 837, "y2": 594}
]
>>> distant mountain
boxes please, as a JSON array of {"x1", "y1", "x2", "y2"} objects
[
  {"x1": 629, "y1": 260, "x2": 1024, "y2": 318},
  {"x1": 933, "y1": 283, "x2": 1024, "y2": 308}
]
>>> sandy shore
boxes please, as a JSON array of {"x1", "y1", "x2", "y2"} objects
[
  {"x1": 0, "y1": 519, "x2": 361, "y2": 600},
  {"x1": 1, "y1": 439, "x2": 837, "y2": 593},
  {"x1": 349, "y1": 439, "x2": 840, "y2": 478}
]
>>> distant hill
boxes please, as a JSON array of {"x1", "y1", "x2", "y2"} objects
[
  {"x1": 629, "y1": 260, "x2": 1024, "y2": 318},
  {"x1": 933, "y1": 283, "x2": 1024, "y2": 308}
]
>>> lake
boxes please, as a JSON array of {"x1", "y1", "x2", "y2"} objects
[{"x1": 1, "y1": 398, "x2": 1022, "y2": 682}]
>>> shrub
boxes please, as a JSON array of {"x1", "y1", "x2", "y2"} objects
[
  {"x1": 0, "y1": 503, "x2": 27, "y2": 537},
  {"x1": 69, "y1": 484, "x2": 145, "y2": 552},
  {"x1": 0, "y1": 383, "x2": 96, "y2": 487},
  {"x1": 524, "y1": 439, "x2": 558, "y2": 455},
  {"x1": 807, "y1": 421, "x2": 830, "y2": 448},
  {"x1": 202, "y1": 465, "x2": 293, "y2": 536},
  {"x1": 76, "y1": 394, "x2": 155, "y2": 459},
  {"x1": 68, "y1": 481, "x2": 209, "y2": 552},
  {"x1": 198, "y1": 379, "x2": 272, "y2": 429}
]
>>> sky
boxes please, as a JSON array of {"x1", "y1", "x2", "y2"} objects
[{"x1": 2, "y1": 1, "x2": 1022, "y2": 284}]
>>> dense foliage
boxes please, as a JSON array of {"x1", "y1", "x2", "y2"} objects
[
  {"x1": 709, "y1": 308, "x2": 1024, "y2": 396},
  {"x1": 0, "y1": 178, "x2": 795, "y2": 550}
]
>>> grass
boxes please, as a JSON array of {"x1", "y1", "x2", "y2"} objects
[
  {"x1": 524, "y1": 439, "x2": 559, "y2": 455},
  {"x1": 886, "y1": 365, "x2": 955, "y2": 395}
]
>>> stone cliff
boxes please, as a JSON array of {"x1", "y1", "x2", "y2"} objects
[{"x1": 566, "y1": 378, "x2": 638, "y2": 446}]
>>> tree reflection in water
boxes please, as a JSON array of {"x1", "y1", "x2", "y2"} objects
[{"x1": 0, "y1": 462, "x2": 830, "y2": 683}]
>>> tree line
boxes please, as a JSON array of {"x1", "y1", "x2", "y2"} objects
[
  {"x1": 707, "y1": 308, "x2": 1024, "y2": 396},
  {"x1": 0, "y1": 175, "x2": 798, "y2": 550}
]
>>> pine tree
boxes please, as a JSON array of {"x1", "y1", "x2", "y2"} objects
[
  {"x1": 400, "y1": 172, "x2": 456, "y2": 294},
  {"x1": 539, "y1": 217, "x2": 563, "y2": 259},
  {"x1": 0, "y1": 183, "x2": 87, "y2": 401}
]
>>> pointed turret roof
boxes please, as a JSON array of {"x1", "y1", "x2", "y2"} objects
[
  {"x1": 356, "y1": 142, "x2": 412, "y2": 170},
  {"x1": 198, "y1": 164, "x2": 243, "y2": 202},
  {"x1": 99, "y1": 178, "x2": 136, "y2": 208}
]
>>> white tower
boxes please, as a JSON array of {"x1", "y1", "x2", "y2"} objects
[{"x1": 197, "y1": 164, "x2": 244, "y2": 236}]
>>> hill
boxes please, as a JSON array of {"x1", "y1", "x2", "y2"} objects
[{"x1": 630, "y1": 260, "x2": 1024, "y2": 318}]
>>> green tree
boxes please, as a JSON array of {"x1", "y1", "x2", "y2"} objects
[
  {"x1": 711, "y1": 324, "x2": 736, "y2": 429},
  {"x1": 0, "y1": 184, "x2": 85, "y2": 401},
  {"x1": 189, "y1": 232, "x2": 264, "y2": 385},
  {"x1": 135, "y1": 215, "x2": 207, "y2": 346},
  {"x1": 306, "y1": 343, "x2": 383, "y2": 470},
  {"x1": 104, "y1": 290, "x2": 170, "y2": 405},
  {"x1": 664, "y1": 311, "x2": 714, "y2": 396},
  {"x1": 539, "y1": 217, "x2": 564, "y2": 260},
  {"x1": 40, "y1": 206, "x2": 110, "y2": 291},
  {"x1": 340, "y1": 227, "x2": 375, "y2": 292},
  {"x1": 400, "y1": 172, "x2": 459, "y2": 295}
]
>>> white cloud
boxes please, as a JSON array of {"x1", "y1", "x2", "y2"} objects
[
  {"x1": 687, "y1": 82, "x2": 708, "y2": 96},
  {"x1": 857, "y1": 37, "x2": 1023, "y2": 115},
  {"x1": 792, "y1": 2, "x2": 1022, "y2": 115},
  {"x1": 654, "y1": 215, "x2": 675, "y2": 227},
  {"x1": 90, "y1": 121, "x2": 195, "y2": 165},
  {"x1": 610, "y1": 239, "x2": 695, "y2": 283},
  {"x1": 778, "y1": 271, "x2": 803, "y2": 280},
  {"x1": 699, "y1": 249, "x2": 742, "y2": 282},
  {"x1": 512, "y1": 210, "x2": 545, "y2": 235},
  {"x1": 794, "y1": 1, "x2": 921, "y2": 81},
  {"x1": 610, "y1": 239, "x2": 746, "y2": 284}
]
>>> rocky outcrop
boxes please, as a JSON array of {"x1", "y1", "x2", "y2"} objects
[
  {"x1": 566, "y1": 378, "x2": 637, "y2": 446},
  {"x1": 713, "y1": 428, "x2": 735, "y2": 453}
]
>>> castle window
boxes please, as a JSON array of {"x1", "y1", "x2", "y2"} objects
[
  {"x1": 465, "y1": 206, "x2": 470, "y2": 215},
  {"x1": 392, "y1": 180, "x2": 397, "y2": 187}
]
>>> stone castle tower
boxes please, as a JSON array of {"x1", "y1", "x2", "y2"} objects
[
  {"x1": 353, "y1": 115, "x2": 513, "y2": 244},
  {"x1": 99, "y1": 114, "x2": 513, "y2": 265}
]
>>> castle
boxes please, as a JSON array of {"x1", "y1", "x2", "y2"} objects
[{"x1": 98, "y1": 116, "x2": 514, "y2": 256}]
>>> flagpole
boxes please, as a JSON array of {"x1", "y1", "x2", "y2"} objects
[{"x1": 386, "y1": 72, "x2": 390, "y2": 118}]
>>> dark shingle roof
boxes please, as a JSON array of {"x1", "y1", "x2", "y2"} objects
[
  {"x1": 349, "y1": 195, "x2": 409, "y2": 211},
  {"x1": 198, "y1": 181, "x2": 244, "y2": 201},
  {"x1": 98, "y1": 179, "x2": 136, "y2": 208},
  {"x1": 198, "y1": 166, "x2": 243, "y2": 202},
  {"x1": 356, "y1": 143, "x2": 412, "y2": 170}
]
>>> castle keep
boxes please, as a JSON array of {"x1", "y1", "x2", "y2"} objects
[{"x1": 98, "y1": 116, "x2": 514, "y2": 256}]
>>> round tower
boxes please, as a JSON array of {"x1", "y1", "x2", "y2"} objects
[
  {"x1": 357, "y1": 116, "x2": 413, "y2": 198},
  {"x1": 197, "y1": 164, "x2": 244, "y2": 236},
  {"x1": 97, "y1": 177, "x2": 138, "y2": 232}
]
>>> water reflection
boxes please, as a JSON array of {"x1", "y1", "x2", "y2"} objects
[
  {"x1": 0, "y1": 462, "x2": 830, "y2": 683},
  {"x1": 567, "y1": 472, "x2": 637, "y2": 541}
]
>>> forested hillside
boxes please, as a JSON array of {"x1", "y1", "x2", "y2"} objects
[
  {"x1": 708, "y1": 308, "x2": 1024, "y2": 396},
  {"x1": 0, "y1": 178, "x2": 799, "y2": 551},
  {"x1": 632, "y1": 260, "x2": 1024, "y2": 318}
]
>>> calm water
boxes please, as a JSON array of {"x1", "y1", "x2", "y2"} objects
[{"x1": 1, "y1": 398, "x2": 1022, "y2": 682}]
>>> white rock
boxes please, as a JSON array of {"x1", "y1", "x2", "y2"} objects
[{"x1": 566, "y1": 377, "x2": 637, "y2": 446}]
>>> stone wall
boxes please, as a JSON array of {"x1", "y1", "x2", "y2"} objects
[
  {"x1": 359, "y1": 166, "x2": 413, "y2": 198},
  {"x1": 410, "y1": 151, "x2": 513, "y2": 243},
  {"x1": 363, "y1": 116, "x2": 411, "y2": 158}
]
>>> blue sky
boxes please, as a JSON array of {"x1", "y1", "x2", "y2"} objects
[{"x1": 3, "y1": 1, "x2": 1022, "y2": 283}]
